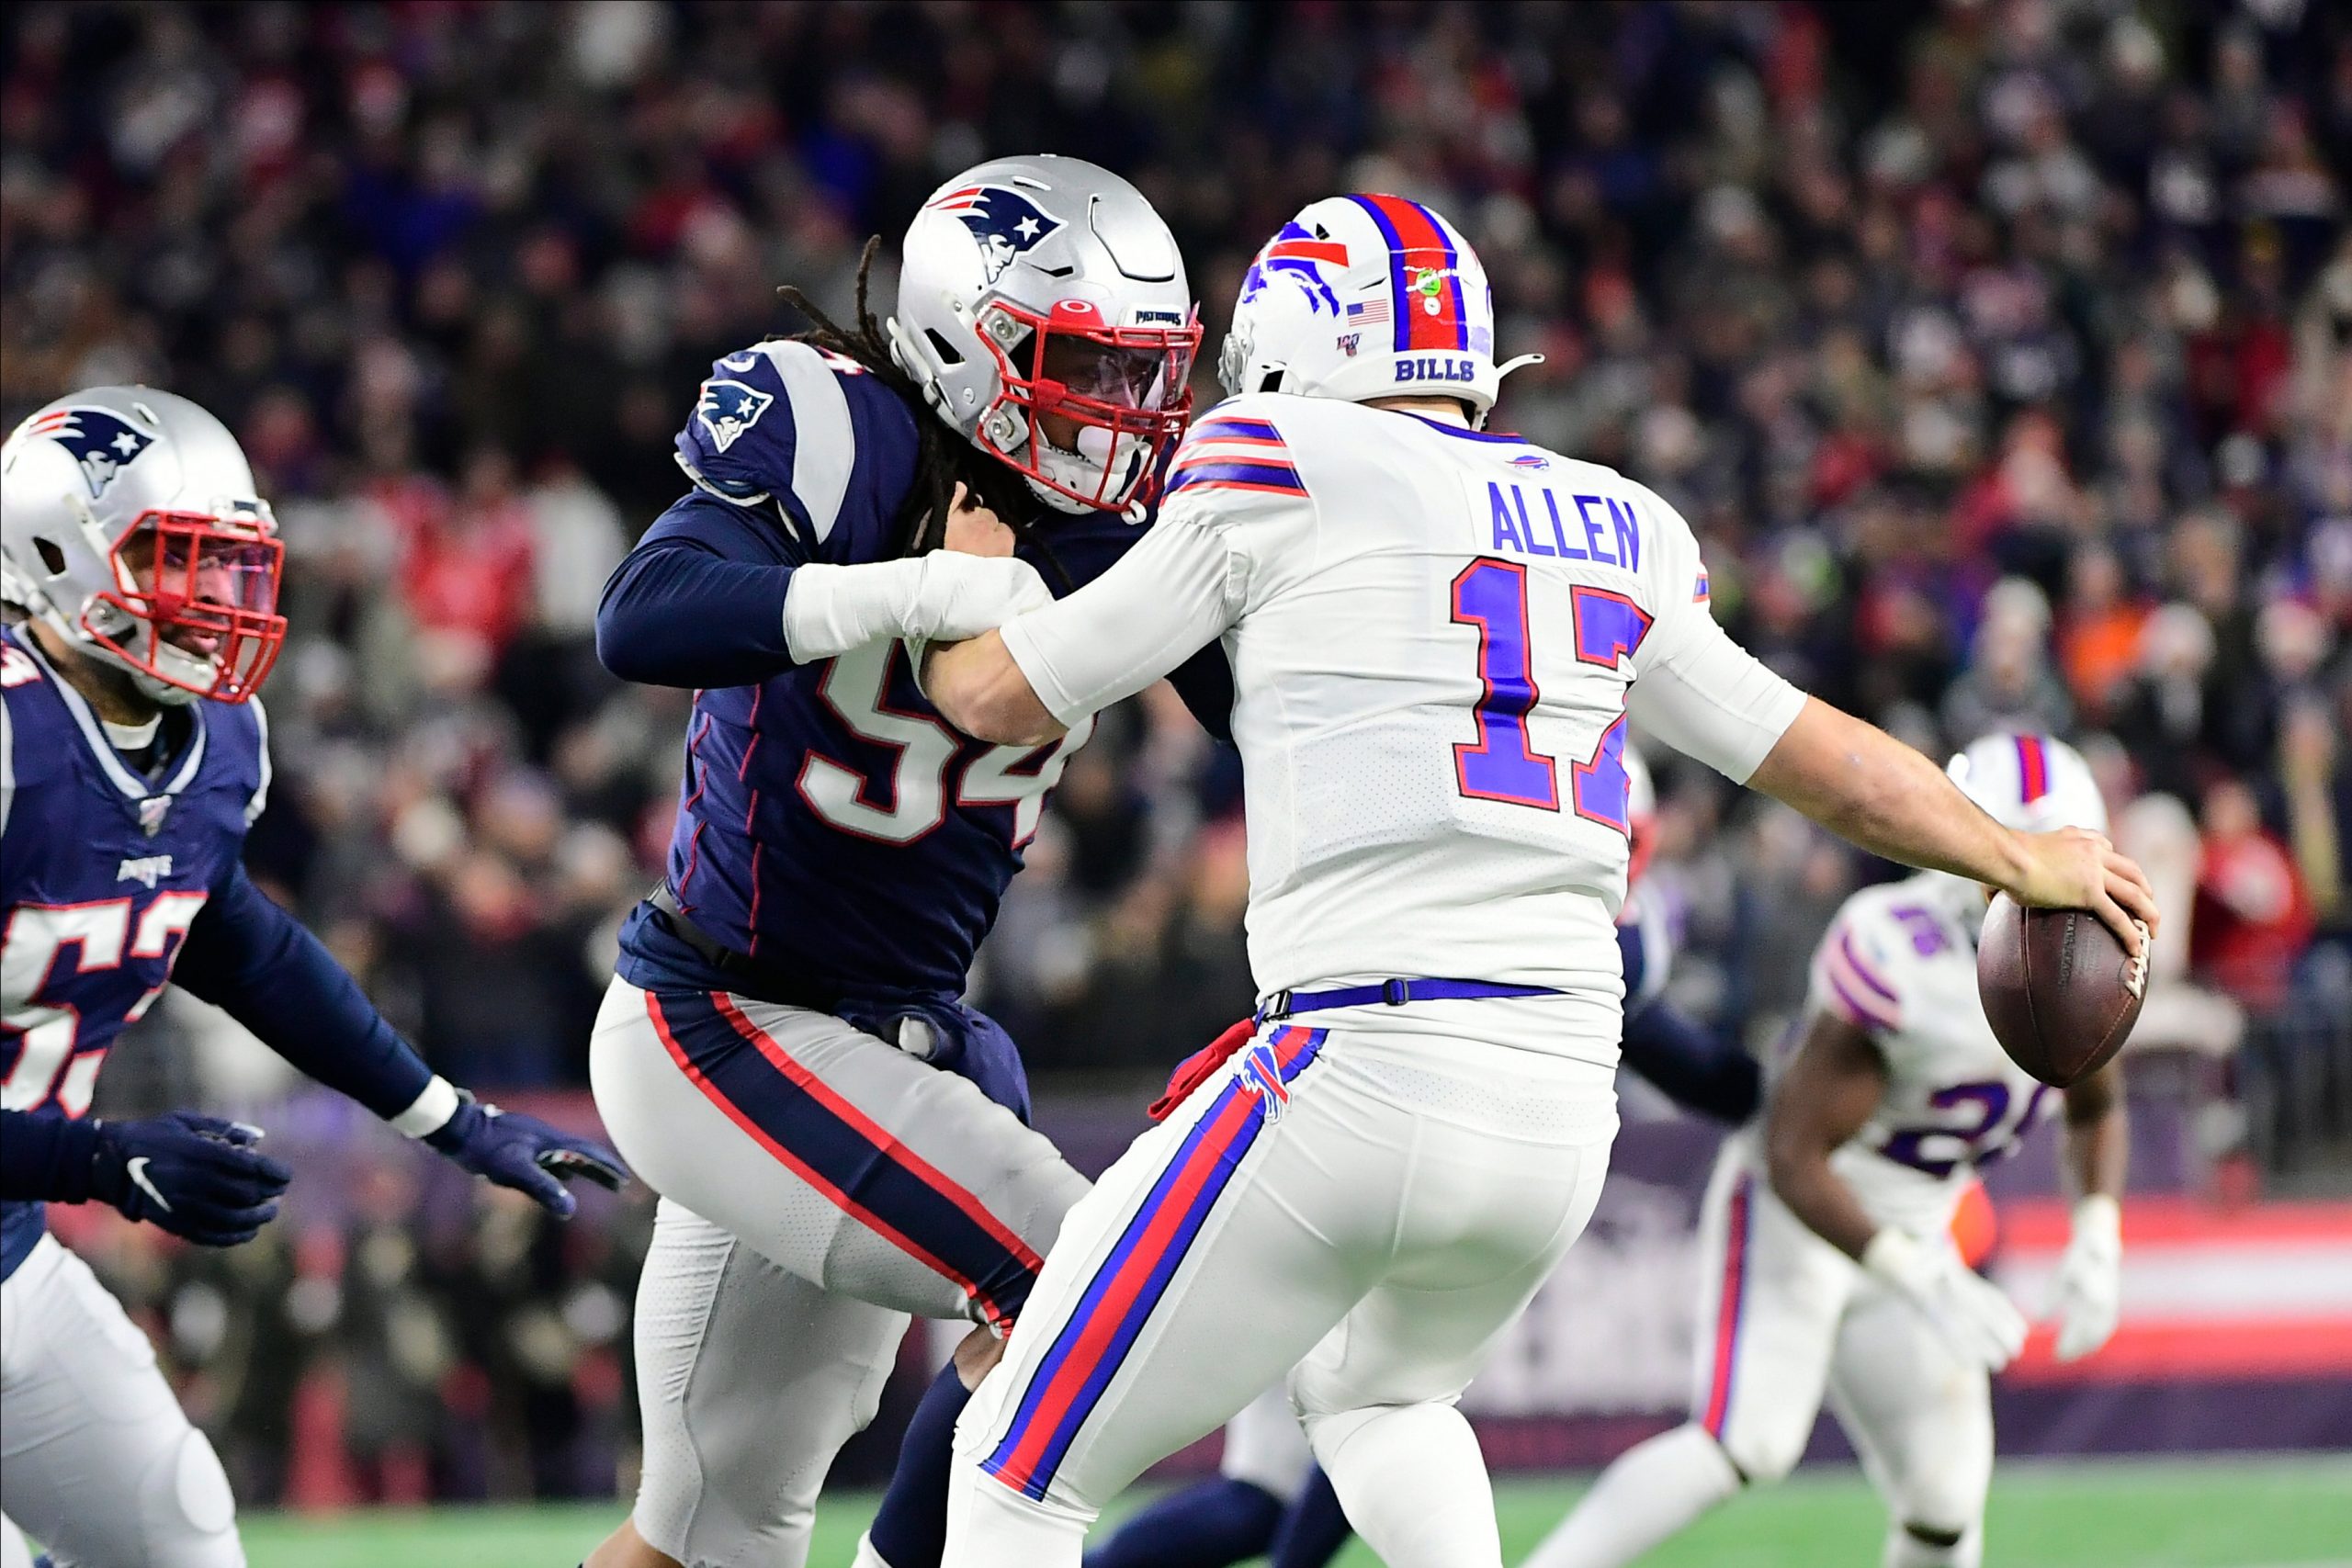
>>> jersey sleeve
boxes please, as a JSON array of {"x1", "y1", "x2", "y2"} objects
[
  {"x1": 998, "y1": 513, "x2": 1243, "y2": 727},
  {"x1": 1622, "y1": 485, "x2": 1806, "y2": 783},
  {"x1": 1806, "y1": 893, "x2": 1910, "y2": 1038},
  {"x1": 994, "y1": 401, "x2": 1303, "y2": 726},
  {"x1": 673, "y1": 341, "x2": 920, "y2": 565},
  {"x1": 594, "y1": 492, "x2": 805, "y2": 687}
]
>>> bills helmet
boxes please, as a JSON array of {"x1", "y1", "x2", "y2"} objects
[
  {"x1": 2, "y1": 388, "x2": 285, "y2": 705},
  {"x1": 1947, "y1": 732, "x2": 2108, "y2": 837},
  {"x1": 1219, "y1": 194, "x2": 1535, "y2": 423},
  {"x1": 888, "y1": 155, "x2": 1201, "y2": 518}
]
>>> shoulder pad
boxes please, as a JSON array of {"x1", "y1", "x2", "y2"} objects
[
  {"x1": 674, "y1": 342, "x2": 898, "y2": 545},
  {"x1": 1164, "y1": 398, "x2": 1311, "y2": 510},
  {"x1": 1812, "y1": 886, "x2": 1915, "y2": 1035}
]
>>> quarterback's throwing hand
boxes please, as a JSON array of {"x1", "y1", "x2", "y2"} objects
[{"x1": 2001, "y1": 827, "x2": 2159, "y2": 960}]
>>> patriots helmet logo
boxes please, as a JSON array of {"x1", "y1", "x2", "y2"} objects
[
  {"x1": 927, "y1": 186, "x2": 1064, "y2": 283},
  {"x1": 1240, "y1": 220, "x2": 1348, "y2": 317},
  {"x1": 25, "y1": 406, "x2": 156, "y2": 499},
  {"x1": 694, "y1": 378, "x2": 775, "y2": 454}
]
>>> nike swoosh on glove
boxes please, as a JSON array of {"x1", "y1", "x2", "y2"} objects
[
  {"x1": 425, "y1": 1093, "x2": 628, "y2": 1218},
  {"x1": 1862, "y1": 1225, "x2": 2029, "y2": 1372},
  {"x1": 89, "y1": 1112, "x2": 293, "y2": 1247}
]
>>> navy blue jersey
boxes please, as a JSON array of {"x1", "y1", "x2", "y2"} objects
[
  {"x1": 605, "y1": 340, "x2": 1229, "y2": 1002},
  {"x1": 1, "y1": 626, "x2": 266, "y2": 1271}
]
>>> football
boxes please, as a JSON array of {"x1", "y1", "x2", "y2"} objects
[{"x1": 1977, "y1": 896, "x2": 2150, "y2": 1087}]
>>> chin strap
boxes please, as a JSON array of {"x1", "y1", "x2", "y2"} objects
[{"x1": 1474, "y1": 352, "x2": 1548, "y2": 430}]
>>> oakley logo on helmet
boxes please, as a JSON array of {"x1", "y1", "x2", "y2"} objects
[
  {"x1": 928, "y1": 185, "x2": 1064, "y2": 284},
  {"x1": 1240, "y1": 220, "x2": 1349, "y2": 316},
  {"x1": 694, "y1": 379, "x2": 775, "y2": 454},
  {"x1": 25, "y1": 407, "x2": 154, "y2": 499}
]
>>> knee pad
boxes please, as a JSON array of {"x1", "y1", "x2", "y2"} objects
[
  {"x1": 135, "y1": 1427, "x2": 242, "y2": 1567},
  {"x1": 1713, "y1": 1420, "x2": 1804, "y2": 1486}
]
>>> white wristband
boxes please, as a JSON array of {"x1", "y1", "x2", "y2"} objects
[
  {"x1": 390, "y1": 1075, "x2": 461, "y2": 1138},
  {"x1": 782, "y1": 559, "x2": 926, "y2": 664},
  {"x1": 2072, "y1": 1193, "x2": 2122, "y2": 1247}
]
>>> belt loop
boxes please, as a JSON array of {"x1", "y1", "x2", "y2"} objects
[{"x1": 1382, "y1": 978, "x2": 1408, "y2": 1006}]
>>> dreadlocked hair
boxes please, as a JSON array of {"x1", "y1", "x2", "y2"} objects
[{"x1": 775, "y1": 237, "x2": 1070, "y2": 587}]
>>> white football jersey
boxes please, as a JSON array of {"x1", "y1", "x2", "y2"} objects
[
  {"x1": 1000, "y1": 393, "x2": 1804, "y2": 1056},
  {"x1": 1804, "y1": 872, "x2": 2060, "y2": 1233}
]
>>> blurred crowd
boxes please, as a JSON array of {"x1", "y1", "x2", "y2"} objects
[
  {"x1": 4, "y1": 0, "x2": 2347, "y2": 1100},
  {"x1": 6, "y1": 0, "x2": 2350, "y2": 1510}
]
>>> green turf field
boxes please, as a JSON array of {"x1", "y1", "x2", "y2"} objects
[{"x1": 234, "y1": 1456, "x2": 2352, "y2": 1567}]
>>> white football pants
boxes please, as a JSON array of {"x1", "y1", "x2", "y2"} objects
[
  {"x1": 0, "y1": 1234, "x2": 243, "y2": 1568},
  {"x1": 590, "y1": 978, "x2": 1087, "y2": 1568},
  {"x1": 949, "y1": 1020, "x2": 1618, "y2": 1568}
]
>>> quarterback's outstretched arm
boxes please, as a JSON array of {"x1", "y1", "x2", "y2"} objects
[
  {"x1": 1747, "y1": 699, "x2": 2156, "y2": 954},
  {"x1": 924, "y1": 513, "x2": 1239, "y2": 745}
]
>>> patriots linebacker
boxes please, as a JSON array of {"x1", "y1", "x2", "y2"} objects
[
  {"x1": 915, "y1": 193, "x2": 2154, "y2": 1568},
  {"x1": 580, "y1": 156, "x2": 1227, "y2": 1568},
  {"x1": 0, "y1": 388, "x2": 626, "y2": 1567}
]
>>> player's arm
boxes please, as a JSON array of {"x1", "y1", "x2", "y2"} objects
[
  {"x1": 1622, "y1": 493, "x2": 2154, "y2": 955},
  {"x1": 1747, "y1": 701, "x2": 2154, "y2": 953},
  {"x1": 2049, "y1": 1062, "x2": 2127, "y2": 1359},
  {"x1": 1761, "y1": 1009, "x2": 1890, "y2": 1261},
  {"x1": 1765, "y1": 1007, "x2": 2028, "y2": 1370},
  {"x1": 595, "y1": 487, "x2": 1046, "y2": 688},
  {"x1": 922, "y1": 512, "x2": 1242, "y2": 745},
  {"x1": 173, "y1": 863, "x2": 626, "y2": 1216}
]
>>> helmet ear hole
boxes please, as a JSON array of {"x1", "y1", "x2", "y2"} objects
[
  {"x1": 1256, "y1": 369, "x2": 1284, "y2": 394},
  {"x1": 924, "y1": 328, "x2": 966, "y2": 367},
  {"x1": 33, "y1": 536, "x2": 66, "y2": 577}
]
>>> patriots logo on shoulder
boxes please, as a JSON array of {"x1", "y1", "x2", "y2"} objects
[
  {"x1": 695, "y1": 379, "x2": 775, "y2": 454},
  {"x1": 1240, "y1": 220, "x2": 1348, "y2": 317},
  {"x1": 927, "y1": 186, "x2": 1063, "y2": 284},
  {"x1": 24, "y1": 407, "x2": 155, "y2": 499}
]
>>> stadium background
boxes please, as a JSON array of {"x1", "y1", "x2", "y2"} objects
[{"x1": 4, "y1": 0, "x2": 2348, "y2": 1562}]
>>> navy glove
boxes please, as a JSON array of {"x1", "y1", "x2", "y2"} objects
[
  {"x1": 88, "y1": 1112, "x2": 293, "y2": 1247},
  {"x1": 424, "y1": 1093, "x2": 628, "y2": 1218}
]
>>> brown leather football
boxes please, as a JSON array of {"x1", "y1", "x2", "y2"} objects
[{"x1": 1977, "y1": 896, "x2": 2148, "y2": 1088}]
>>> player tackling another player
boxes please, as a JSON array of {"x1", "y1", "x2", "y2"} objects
[
  {"x1": 910, "y1": 197, "x2": 2156, "y2": 1567},
  {"x1": 579, "y1": 156, "x2": 1229, "y2": 1568},
  {"x1": 0, "y1": 389, "x2": 625, "y2": 1567},
  {"x1": 1525, "y1": 732, "x2": 2127, "y2": 1568}
]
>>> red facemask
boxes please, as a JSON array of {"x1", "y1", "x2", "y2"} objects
[
  {"x1": 975, "y1": 298, "x2": 1201, "y2": 513},
  {"x1": 85, "y1": 507, "x2": 288, "y2": 704}
]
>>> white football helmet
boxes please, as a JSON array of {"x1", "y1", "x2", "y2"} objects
[
  {"x1": 1947, "y1": 732, "x2": 2109, "y2": 837},
  {"x1": 1, "y1": 387, "x2": 285, "y2": 705},
  {"x1": 1218, "y1": 194, "x2": 1534, "y2": 421},
  {"x1": 888, "y1": 155, "x2": 1200, "y2": 517}
]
